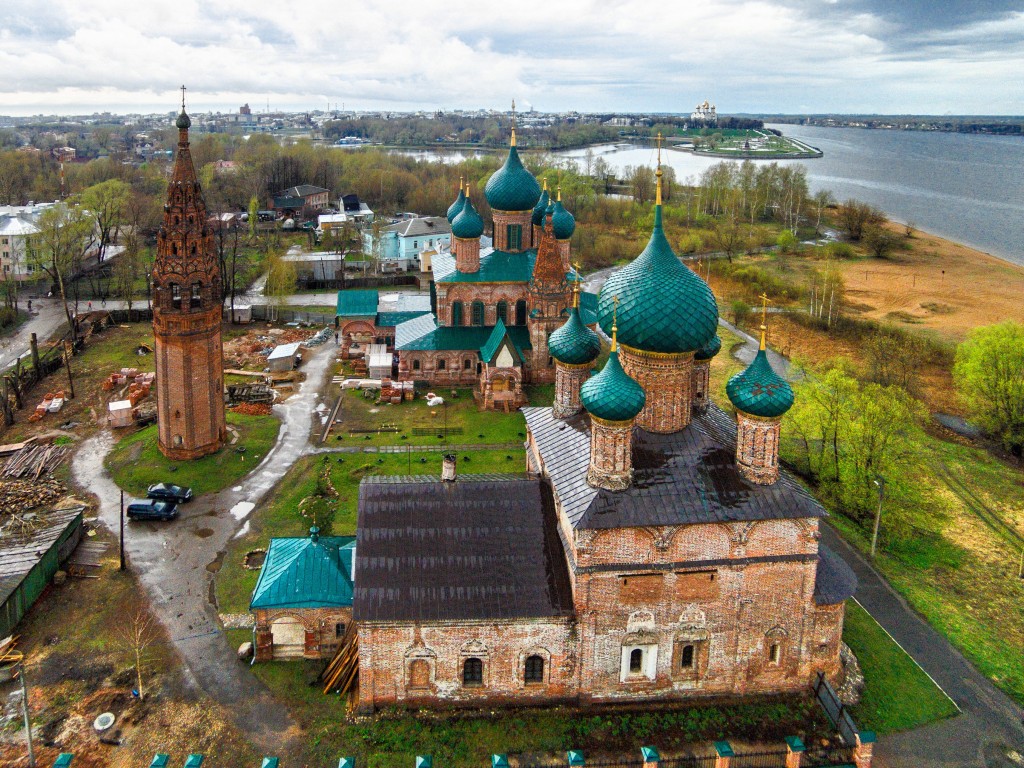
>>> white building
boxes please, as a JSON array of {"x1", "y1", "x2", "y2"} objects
[
  {"x1": 691, "y1": 100, "x2": 718, "y2": 124},
  {"x1": 0, "y1": 202, "x2": 57, "y2": 281}
]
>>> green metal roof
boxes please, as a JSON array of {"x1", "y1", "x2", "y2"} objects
[
  {"x1": 479, "y1": 318, "x2": 524, "y2": 364},
  {"x1": 435, "y1": 249, "x2": 537, "y2": 284},
  {"x1": 376, "y1": 310, "x2": 429, "y2": 327},
  {"x1": 580, "y1": 348, "x2": 646, "y2": 422},
  {"x1": 578, "y1": 291, "x2": 599, "y2": 326},
  {"x1": 695, "y1": 334, "x2": 722, "y2": 361},
  {"x1": 551, "y1": 199, "x2": 575, "y2": 240},
  {"x1": 447, "y1": 188, "x2": 466, "y2": 222},
  {"x1": 726, "y1": 348, "x2": 794, "y2": 418},
  {"x1": 531, "y1": 189, "x2": 550, "y2": 225},
  {"x1": 250, "y1": 530, "x2": 356, "y2": 610},
  {"x1": 396, "y1": 314, "x2": 531, "y2": 356},
  {"x1": 451, "y1": 198, "x2": 484, "y2": 239},
  {"x1": 549, "y1": 307, "x2": 601, "y2": 365},
  {"x1": 598, "y1": 205, "x2": 718, "y2": 354},
  {"x1": 485, "y1": 145, "x2": 541, "y2": 212},
  {"x1": 337, "y1": 289, "x2": 379, "y2": 317}
]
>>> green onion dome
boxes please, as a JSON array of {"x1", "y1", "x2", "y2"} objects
[
  {"x1": 695, "y1": 334, "x2": 722, "y2": 361},
  {"x1": 726, "y1": 347, "x2": 794, "y2": 418},
  {"x1": 484, "y1": 145, "x2": 541, "y2": 212},
  {"x1": 451, "y1": 197, "x2": 484, "y2": 239},
  {"x1": 531, "y1": 187, "x2": 550, "y2": 226},
  {"x1": 598, "y1": 205, "x2": 718, "y2": 354},
  {"x1": 549, "y1": 306, "x2": 601, "y2": 365},
  {"x1": 176, "y1": 110, "x2": 191, "y2": 130},
  {"x1": 447, "y1": 187, "x2": 466, "y2": 223},
  {"x1": 581, "y1": 349, "x2": 646, "y2": 422},
  {"x1": 551, "y1": 199, "x2": 575, "y2": 240}
]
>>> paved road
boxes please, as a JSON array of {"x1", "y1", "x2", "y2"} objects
[
  {"x1": 71, "y1": 340, "x2": 338, "y2": 755},
  {"x1": 0, "y1": 299, "x2": 68, "y2": 372}
]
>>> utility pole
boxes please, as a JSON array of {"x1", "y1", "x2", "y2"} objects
[
  {"x1": 120, "y1": 489, "x2": 126, "y2": 571},
  {"x1": 871, "y1": 475, "x2": 885, "y2": 560},
  {"x1": 17, "y1": 660, "x2": 35, "y2": 767},
  {"x1": 62, "y1": 340, "x2": 75, "y2": 399}
]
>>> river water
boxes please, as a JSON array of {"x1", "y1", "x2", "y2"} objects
[{"x1": 400, "y1": 126, "x2": 1024, "y2": 266}]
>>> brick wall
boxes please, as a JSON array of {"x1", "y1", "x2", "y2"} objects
[
  {"x1": 692, "y1": 360, "x2": 711, "y2": 414},
  {"x1": 735, "y1": 412, "x2": 782, "y2": 485},
  {"x1": 619, "y1": 345, "x2": 694, "y2": 434},
  {"x1": 453, "y1": 236, "x2": 480, "y2": 273},
  {"x1": 357, "y1": 617, "x2": 578, "y2": 713},
  {"x1": 491, "y1": 211, "x2": 533, "y2": 252},
  {"x1": 254, "y1": 606, "x2": 353, "y2": 662},
  {"x1": 553, "y1": 362, "x2": 591, "y2": 418},
  {"x1": 587, "y1": 418, "x2": 635, "y2": 491}
]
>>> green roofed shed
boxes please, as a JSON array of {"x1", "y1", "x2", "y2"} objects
[
  {"x1": 416, "y1": 756, "x2": 433, "y2": 768},
  {"x1": 262, "y1": 759, "x2": 280, "y2": 768},
  {"x1": 149, "y1": 756, "x2": 169, "y2": 768},
  {"x1": 338, "y1": 758, "x2": 355, "y2": 768},
  {"x1": 184, "y1": 756, "x2": 204, "y2": 768},
  {"x1": 250, "y1": 530, "x2": 356, "y2": 610},
  {"x1": 54, "y1": 755, "x2": 74, "y2": 768},
  {"x1": 567, "y1": 750, "x2": 585, "y2": 766},
  {"x1": 337, "y1": 289, "x2": 379, "y2": 317}
]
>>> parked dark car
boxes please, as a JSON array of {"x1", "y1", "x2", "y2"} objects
[
  {"x1": 127, "y1": 500, "x2": 178, "y2": 521},
  {"x1": 147, "y1": 483, "x2": 193, "y2": 503}
]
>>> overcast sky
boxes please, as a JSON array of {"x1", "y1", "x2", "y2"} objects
[{"x1": 2, "y1": 0, "x2": 1022, "y2": 116}]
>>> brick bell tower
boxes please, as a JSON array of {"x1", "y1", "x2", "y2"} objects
[{"x1": 152, "y1": 88, "x2": 227, "y2": 460}]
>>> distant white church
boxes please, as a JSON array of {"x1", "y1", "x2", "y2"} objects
[{"x1": 691, "y1": 100, "x2": 718, "y2": 124}]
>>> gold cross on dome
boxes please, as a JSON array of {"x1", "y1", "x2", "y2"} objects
[
  {"x1": 572, "y1": 261, "x2": 582, "y2": 307},
  {"x1": 759, "y1": 292, "x2": 771, "y2": 326},
  {"x1": 656, "y1": 132, "x2": 663, "y2": 165}
]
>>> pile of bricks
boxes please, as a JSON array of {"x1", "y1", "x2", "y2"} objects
[
  {"x1": 231, "y1": 402, "x2": 274, "y2": 416},
  {"x1": 101, "y1": 368, "x2": 156, "y2": 392},
  {"x1": 28, "y1": 391, "x2": 67, "y2": 422},
  {"x1": 379, "y1": 379, "x2": 414, "y2": 405}
]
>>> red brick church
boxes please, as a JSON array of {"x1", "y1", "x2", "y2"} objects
[{"x1": 252, "y1": 156, "x2": 857, "y2": 714}]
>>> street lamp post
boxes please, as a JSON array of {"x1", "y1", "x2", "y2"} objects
[
  {"x1": 870, "y1": 475, "x2": 885, "y2": 560},
  {"x1": 16, "y1": 657, "x2": 35, "y2": 767}
]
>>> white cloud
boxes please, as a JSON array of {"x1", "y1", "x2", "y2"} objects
[{"x1": 0, "y1": 0, "x2": 1021, "y2": 114}]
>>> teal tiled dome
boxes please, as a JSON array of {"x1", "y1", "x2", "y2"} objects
[
  {"x1": 531, "y1": 188, "x2": 550, "y2": 226},
  {"x1": 549, "y1": 307, "x2": 601, "y2": 365},
  {"x1": 551, "y1": 199, "x2": 575, "y2": 240},
  {"x1": 598, "y1": 205, "x2": 718, "y2": 354},
  {"x1": 485, "y1": 145, "x2": 541, "y2": 212},
  {"x1": 581, "y1": 349, "x2": 646, "y2": 422},
  {"x1": 726, "y1": 348, "x2": 794, "y2": 418},
  {"x1": 695, "y1": 334, "x2": 722, "y2": 361},
  {"x1": 451, "y1": 198, "x2": 484, "y2": 239},
  {"x1": 447, "y1": 187, "x2": 466, "y2": 223}
]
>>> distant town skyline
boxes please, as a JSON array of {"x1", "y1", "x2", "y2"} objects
[{"x1": 2, "y1": 0, "x2": 1023, "y2": 117}]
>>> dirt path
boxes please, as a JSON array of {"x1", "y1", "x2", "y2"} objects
[{"x1": 72, "y1": 340, "x2": 338, "y2": 755}]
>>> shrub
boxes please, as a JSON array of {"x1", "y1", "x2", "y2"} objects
[
  {"x1": 776, "y1": 230, "x2": 799, "y2": 253},
  {"x1": 0, "y1": 307, "x2": 16, "y2": 328}
]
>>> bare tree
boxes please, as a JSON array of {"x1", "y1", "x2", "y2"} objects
[
  {"x1": 30, "y1": 203, "x2": 97, "y2": 342},
  {"x1": 118, "y1": 610, "x2": 157, "y2": 701}
]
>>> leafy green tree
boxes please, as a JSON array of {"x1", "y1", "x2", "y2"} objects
[
  {"x1": 776, "y1": 230, "x2": 798, "y2": 253},
  {"x1": 263, "y1": 248, "x2": 296, "y2": 322},
  {"x1": 80, "y1": 178, "x2": 130, "y2": 262},
  {"x1": 862, "y1": 224, "x2": 900, "y2": 258},
  {"x1": 954, "y1": 321, "x2": 1024, "y2": 455},
  {"x1": 248, "y1": 196, "x2": 259, "y2": 241},
  {"x1": 30, "y1": 204, "x2": 97, "y2": 341}
]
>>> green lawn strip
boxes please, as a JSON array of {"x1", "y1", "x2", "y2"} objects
[
  {"x1": 842, "y1": 599, "x2": 958, "y2": 734},
  {"x1": 104, "y1": 411, "x2": 281, "y2": 498},
  {"x1": 215, "y1": 449, "x2": 523, "y2": 615},
  {"x1": 73, "y1": 323, "x2": 157, "y2": 376},
  {"x1": 330, "y1": 386, "x2": 530, "y2": 447},
  {"x1": 248, "y1": 657, "x2": 828, "y2": 768}
]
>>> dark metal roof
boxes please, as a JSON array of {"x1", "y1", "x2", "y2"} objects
[
  {"x1": 523, "y1": 405, "x2": 827, "y2": 531},
  {"x1": 813, "y1": 544, "x2": 858, "y2": 605},
  {"x1": 353, "y1": 474, "x2": 574, "y2": 623}
]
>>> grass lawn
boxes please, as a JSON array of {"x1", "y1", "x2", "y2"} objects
[
  {"x1": 328, "y1": 384, "x2": 548, "y2": 447},
  {"x1": 842, "y1": 600, "x2": 959, "y2": 734},
  {"x1": 215, "y1": 448, "x2": 525, "y2": 615},
  {"x1": 105, "y1": 411, "x2": 281, "y2": 498}
]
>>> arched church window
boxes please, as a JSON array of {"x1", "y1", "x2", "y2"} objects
[
  {"x1": 451, "y1": 301, "x2": 463, "y2": 327},
  {"x1": 515, "y1": 300, "x2": 527, "y2": 326},
  {"x1": 496, "y1": 301, "x2": 508, "y2": 326},
  {"x1": 171, "y1": 283, "x2": 181, "y2": 309},
  {"x1": 524, "y1": 655, "x2": 544, "y2": 684},
  {"x1": 629, "y1": 648, "x2": 643, "y2": 673},
  {"x1": 190, "y1": 283, "x2": 202, "y2": 308},
  {"x1": 471, "y1": 301, "x2": 484, "y2": 326},
  {"x1": 463, "y1": 657, "x2": 483, "y2": 686}
]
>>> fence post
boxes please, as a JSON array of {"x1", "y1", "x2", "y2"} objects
[
  {"x1": 713, "y1": 741, "x2": 734, "y2": 768},
  {"x1": 30, "y1": 333, "x2": 40, "y2": 383},
  {"x1": 641, "y1": 746, "x2": 660, "y2": 768},
  {"x1": 853, "y1": 732, "x2": 875, "y2": 768},
  {"x1": 784, "y1": 736, "x2": 804, "y2": 768}
]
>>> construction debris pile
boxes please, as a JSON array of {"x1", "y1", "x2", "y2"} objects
[
  {"x1": 0, "y1": 478, "x2": 67, "y2": 518},
  {"x1": 223, "y1": 327, "x2": 316, "y2": 370},
  {"x1": 227, "y1": 382, "x2": 274, "y2": 404},
  {"x1": 304, "y1": 326, "x2": 334, "y2": 347},
  {"x1": 379, "y1": 378, "x2": 414, "y2": 405},
  {"x1": 102, "y1": 368, "x2": 156, "y2": 405}
]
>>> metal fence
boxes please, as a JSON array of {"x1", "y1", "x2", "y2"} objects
[
  {"x1": 813, "y1": 672, "x2": 858, "y2": 745},
  {"x1": 729, "y1": 749, "x2": 789, "y2": 768}
]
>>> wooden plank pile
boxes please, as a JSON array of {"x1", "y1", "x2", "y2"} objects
[
  {"x1": 2, "y1": 443, "x2": 70, "y2": 480},
  {"x1": 321, "y1": 622, "x2": 359, "y2": 695}
]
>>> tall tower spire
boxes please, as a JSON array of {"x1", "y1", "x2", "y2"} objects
[{"x1": 153, "y1": 89, "x2": 227, "y2": 460}]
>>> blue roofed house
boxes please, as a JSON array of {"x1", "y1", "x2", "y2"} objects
[
  {"x1": 251, "y1": 527, "x2": 355, "y2": 661},
  {"x1": 362, "y1": 216, "x2": 452, "y2": 272}
]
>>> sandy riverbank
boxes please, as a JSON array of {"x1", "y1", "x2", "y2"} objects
[{"x1": 834, "y1": 221, "x2": 1024, "y2": 342}]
